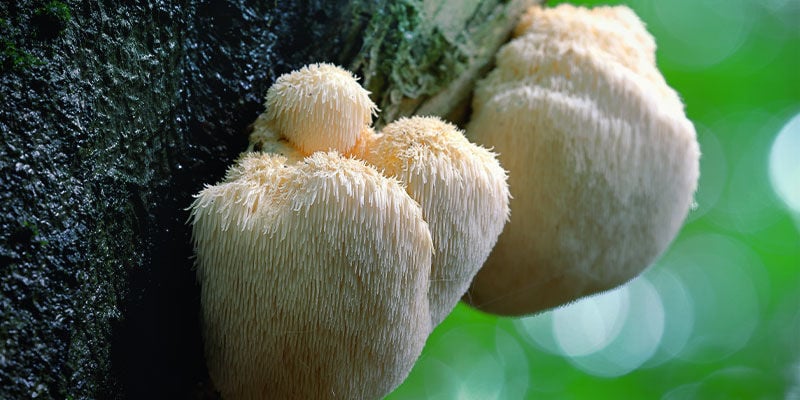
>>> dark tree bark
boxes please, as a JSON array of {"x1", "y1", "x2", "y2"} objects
[{"x1": 0, "y1": 0, "x2": 536, "y2": 398}]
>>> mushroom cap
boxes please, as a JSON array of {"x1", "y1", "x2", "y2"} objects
[
  {"x1": 357, "y1": 116, "x2": 510, "y2": 326},
  {"x1": 190, "y1": 151, "x2": 433, "y2": 399},
  {"x1": 264, "y1": 63, "x2": 378, "y2": 155},
  {"x1": 464, "y1": 5, "x2": 700, "y2": 316},
  {"x1": 514, "y1": 4, "x2": 656, "y2": 67},
  {"x1": 473, "y1": 4, "x2": 683, "y2": 113}
]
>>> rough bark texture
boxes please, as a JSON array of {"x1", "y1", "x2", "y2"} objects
[
  {"x1": 0, "y1": 0, "x2": 535, "y2": 398},
  {"x1": 351, "y1": 0, "x2": 536, "y2": 126}
]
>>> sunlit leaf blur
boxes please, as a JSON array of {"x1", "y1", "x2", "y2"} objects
[{"x1": 388, "y1": 0, "x2": 800, "y2": 398}]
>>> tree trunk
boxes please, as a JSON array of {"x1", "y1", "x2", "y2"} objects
[{"x1": 0, "y1": 0, "x2": 537, "y2": 397}]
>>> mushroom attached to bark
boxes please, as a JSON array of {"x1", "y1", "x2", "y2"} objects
[
  {"x1": 355, "y1": 116, "x2": 510, "y2": 326},
  {"x1": 190, "y1": 65, "x2": 434, "y2": 399},
  {"x1": 191, "y1": 155, "x2": 433, "y2": 400},
  {"x1": 256, "y1": 64, "x2": 510, "y2": 329},
  {"x1": 464, "y1": 4, "x2": 700, "y2": 316}
]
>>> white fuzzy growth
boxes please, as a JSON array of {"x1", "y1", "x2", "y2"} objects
[
  {"x1": 189, "y1": 152, "x2": 433, "y2": 399},
  {"x1": 475, "y1": 34, "x2": 683, "y2": 116},
  {"x1": 264, "y1": 63, "x2": 378, "y2": 155},
  {"x1": 359, "y1": 116, "x2": 511, "y2": 326},
  {"x1": 515, "y1": 4, "x2": 657, "y2": 67},
  {"x1": 465, "y1": 4, "x2": 700, "y2": 316}
]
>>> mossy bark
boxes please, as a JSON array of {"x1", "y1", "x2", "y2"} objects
[{"x1": 0, "y1": 0, "x2": 536, "y2": 398}]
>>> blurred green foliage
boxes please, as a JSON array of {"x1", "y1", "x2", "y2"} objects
[{"x1": 388, "y1": 0, "x2": 800, "y2": 398}]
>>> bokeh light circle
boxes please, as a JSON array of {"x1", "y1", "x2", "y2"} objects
[
  {"x1": 659, "y1": 234, "x2": 765, "y2": 363},
  {"x1": 706, "y1": 111, "x2": 786, "y2": 233},
  {"x1": 661, "y1": 383, "x2": 700, "y2": 400},
  {"x1": 518, "y1": 277, "x2": 667, "y2": 378},
  {"x1": 665, "y1": 366, "x2": 783, "y2": 399},
  {"x1": 432, "y1": 326, "x2": 505, "y2": 400},
  {"x1": 515, "y1": 312, "x2": 560, "y2": 355},
  {"x1": 650, "y1": 0, "x2": 750, "y2": 69},
  {"x1": 560, "y1": 278, "x2": 665, "y2": 377},
  {"x1": 788, "y1": 361, "x2": 800, "y2": 400},
  {"x1": 513, "y1": 313, "x2": 573, "y2": 395},
  {"x1": 389, "y1": 323, "x2": 530, "y2": 400},
  {"x1": 686, "y1": 125, "x2": 727, "y2": 222},
  {"x1": 493, "y1": 327, "x2": 530, "y2": 399},
  {"x1": 643, "y1": 269, "x2": 695, "y2": 367},
  {"x1": 552, "y1": 285, "x2": 630, "y2": 358},
  {"x1": 769, "y1": 112, "x2": 800, "y2": 214}
]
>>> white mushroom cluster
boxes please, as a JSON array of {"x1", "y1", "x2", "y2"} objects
[
  {"x1": 189, "y1": 3, "x2": 703, "y2": 395},
  {"x1": 354, "y1": 117, "x2": 510, "y2": 325},
  {"x1": 190, "y1": 63, "x2": 509, "y2": 399},
  {"x1": 464, "y1": 4, "x2": 701, "y2": 315}
]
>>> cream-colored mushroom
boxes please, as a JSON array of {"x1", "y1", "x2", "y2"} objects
[
  {"x1": 192, "y1": 58, "x2": 513, "y2": 398},
  {"x1": 514, "y1": 4, "x2": 657, "y2": 70},
  {"x1": 355, "y1": 116, "x2": 510, "y2": 326},
  {"x1": 191, "y1": 64, "x2": 435, "y2": 399},
  {"x1": 259, "y1": 63, "x2": 510, "y2": 327},
  {"x1": 264, "y1": 62, "x2": 378, "y2": 154},
  {"x1": 190, "y1": 151, "x2": 433, "y2": 399},
  {"x1": 464, "y1": 4, "x2": 700, "y2": 316}
]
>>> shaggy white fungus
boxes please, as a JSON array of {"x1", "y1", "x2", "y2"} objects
[
  {"x1": 192, "y1": 59, "x2": 512, "y2": 399},
  {"x1": 464, "y1": 4, "x2": 700, "y2": 316},
  {"x1": 356, "y1": 116, "x2": 510, "y2": 326},
  {"x1": 191, "y1": 152, "x2": 433, "y2": 399}
]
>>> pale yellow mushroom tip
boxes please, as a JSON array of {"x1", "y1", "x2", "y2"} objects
[
  {"x1": 515, "y1": 4, "x2": 647, "y2": 37},
  {"x1": 383, "y1": 115, "x2": 454, "y2": 134},
  {"x1": 380, "y1": 116, "x2": 509, "y2": 174},
  {"x1": 264, "y1": 63, "x2": 378, "y2": 155},
  {"x1": 379, "y1": 116, "x2": 473, "y2": 152}
]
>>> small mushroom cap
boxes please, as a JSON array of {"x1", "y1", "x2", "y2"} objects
[
  {"x1": 190, "y1": 151, "x2": 433, "y2": 399},
  {"x1": 264, "y1": 63, "x2": 378, "y2": 154},
  {"x1": 357, "y1": 116, "x2": 510, "y2": 326},
  {"x1": 464, "y1": 5, "x2": 700, "y2": 316}
]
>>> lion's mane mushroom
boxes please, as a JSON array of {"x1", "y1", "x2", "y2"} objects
[
  {"x1": 263, "y1": 62, "x2": 378, "y2": 154},
  {"x1": 252, "y1": 65, "x2": 510, "y2": 329},
  {"x1": 464, "y1": 4, "x2": 700, "y2": 316},
  {"x1": 355, "y1": 116, "x2": 510, "y2": 326},
  {"x1": 190, "y1": 64, "x2": 434, "y2": 399},
  {"x1": 191, "y1": 59, "x2": 514, "y2": 397}
]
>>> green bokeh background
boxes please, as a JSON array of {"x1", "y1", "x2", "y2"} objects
[{"x1": 388, "y1": 0, "x2": 800, "y2": 398}]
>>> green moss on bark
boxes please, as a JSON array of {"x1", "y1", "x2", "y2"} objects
[{"x1": 351, "y1": 0, "x2": 535, "y2": 126}]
